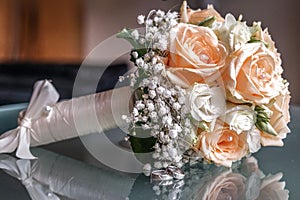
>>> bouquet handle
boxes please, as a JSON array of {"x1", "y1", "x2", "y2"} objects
[{"x1": 0, "y1": 80, "x2": 132, "y2": 159}]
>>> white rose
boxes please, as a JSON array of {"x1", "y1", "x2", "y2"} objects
[
  {"x1": 222, "y1": 104, "x2": 256, "y2": 134},
  {"x1": 187, "y1": 83, "x2": 225, "y2": 122},
  {"x1": 247, "y1": 128, "x2": 261, "y2": 153},
  {"x1": 213, "y1": 14, "x2": 251, "y2": 51}
]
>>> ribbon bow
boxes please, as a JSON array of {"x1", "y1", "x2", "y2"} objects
[
  {"x1": 0, "y1": 80, "x2": 59, "y2": 159},
  {"x1": 0, "y1": 154, "x2": 60, "y2": 200}
]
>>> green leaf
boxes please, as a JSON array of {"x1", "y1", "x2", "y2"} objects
[
  {"x1": 248, "y1": 37, "x2": 269, "y2": 48},
  {"x1": 255, "y1": 105, "x2": 277, "y2": 136},
  {"x1": 117, "y1": 28, "x2": 148, "y2": 59},
  {"x1": 198, "y1": 121, "x2": 209, "y2": 131},
  {"x1": 128, "y1": 127, "x2": 157, "y2": 153},
  {"x1": 255, "y1": 121, "x2": 278, "y2": 136},
  {"x1": 198, "y1": 16, "x2": 216, "y2": 27},
  {"x1": 129, "y1": 135, "x2": 156, "y2": 153}
]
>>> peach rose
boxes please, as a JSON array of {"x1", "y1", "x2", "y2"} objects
[
  {"x1": 167, "y1": 23, "x2": 227, "y2": 88},
  {"x1": 196, "y1": 121, "x2": 248, "y2": 167},
  {"x1": 260, "y1": 87, "x2": 291, "y2": 146},
  {"x1": 180, "y1": 1, "x2": 224, "y2": 24},
  {"x1": 224, "y1": 43, "x2": 283, "y2": 104},
  {"x1": 197, "y1": 171, "x2": 246, "y2": 200},
  {"x1": 252, "y1": 25, "x2": 280, "y2": 61}
]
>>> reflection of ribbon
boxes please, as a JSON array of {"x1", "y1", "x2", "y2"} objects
[
  {"x1": 0, "y1": 154, "x2": 60, "y2": 200},
  {"x1": 0, "y1": 80, "x2": 59, "y2": 159},
  {"x1": 0, "y1": 148, "x2": 136, "y2": 200}
]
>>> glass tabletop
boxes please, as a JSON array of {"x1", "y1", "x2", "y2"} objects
[{"x1": 0, "y1": 104, "x2": 299, "y2": 200}]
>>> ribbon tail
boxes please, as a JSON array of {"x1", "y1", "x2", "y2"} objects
[
  {"x1": 0, "y1": 129, "x2": 19, "y2": 153},
  {"x1": 26, "y1": 184, "x2": 61, "y2": 200},
  {"x1": 16, "y1": 128, "x2": 36, "y2": 159},
  {"x1": 0, "y1": 155, "x2": 20, "y2": 178}
]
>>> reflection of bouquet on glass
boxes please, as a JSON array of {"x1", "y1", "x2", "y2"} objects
[
  {"x1": 129, "y1": 157, "x2": 289, "y2": 200},
  {"x1": 1, "y1": 151, "x2": 287, "y2": 200},
  {"x1": 118, "y1": 1, "x2": 291, "y2": 170}
]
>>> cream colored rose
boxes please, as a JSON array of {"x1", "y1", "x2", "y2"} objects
[
  {"x1": 222, "y1": 103, "x2": 256, "y2": 134},
  {"x1": 260, "y1": 86, "x2": 291, "y2": 146},
  {"x1": 180, "y1": 1, "x2": 224, "y2": 24},
  {"x1": 187, "y1": 83, "x2": 226, "y2": 122},
  {"x1": 224, "y1": 43, "x2": 282, "y2": 105},
  {"x1": 196, "y1": 121, "x2": 249, "y2": 167},
  {"x1": 166, "y1": 23, "x2": 227, "y2": 88},
  {"x1": 257, "y1": 173, "x2": 289, "y2": 200},
  {"x1": 197, "y1": 171, "x2": 246, "y2": 200},
  {"x1": 213, "y1": 14, "x2": 252, "y2": 51}
]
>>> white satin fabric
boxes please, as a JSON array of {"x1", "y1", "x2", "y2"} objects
[
  {"x1": 0, "y1": 80, "x2": 132, "y2": 159},
  {"x1": 0, "y1": 154, "x2": 60, "y2": 200},
  {"x1": 0, "y1": 149, "x2": 136, "y2": 200}
]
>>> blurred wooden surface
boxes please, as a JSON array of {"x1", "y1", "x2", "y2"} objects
[
  {"x1": 0, "y1": 0, "x2": 83, "y2": 63},
  {"x1": 0, "y1": 0, "x2": 16, "y2": 61}
]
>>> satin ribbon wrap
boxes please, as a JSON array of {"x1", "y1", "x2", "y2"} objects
[
  {"x1": 0, "y1": 80, "x2": 132, "y2": 159},
  {"x1": 0, "y1": 149, "x2": 136, "y2": 200}
]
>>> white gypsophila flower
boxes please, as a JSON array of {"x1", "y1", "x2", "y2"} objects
[
  {"x1": 162, "y1": 115, "x2": 172, "y2": 126},
  {"x1": 154, "y1": 162, "x2": 162, "y2": 169},
  {"x1": 156, "y1": 10, "x2": 165, "y2": 17},
  {"x1": 142, "y1": 124, "x2": 151, "y2": 130},
  {"x1": 156, "y1": 86, "x2": 165, "y2": 95},
  {"x1": 174, "y1": 123, "x2": 182, "y2": 133},
  {"x1": 149, "y1": 90, "x2": 156, "y2": 98},
  {"x1": 149, "y1": 26, "x2": 158, "y2": 33},
  {"x1": 153, "y1": 63, "x2": 164, "y2": 74},
  {"x1": 213, "y1": 13, "x2": 251, "y2": 51},
  {"x1": 153, "y1": 125, "x2": 160, "y2": 130},
  {"x1": 135, "y1": 57, "x2": 144, "y2": 67},
  {"x1": 132, "y1": 51, "x2": 138, "y2": 59},
  {"x1": 223, "y1": 104, "x2": 256, "y2": 134},
  {"x1": 147, "y1": 102, "x2": 155, "y2": 111},
  {"x1": 141, "y1": 116, "x2": 148, "y2": 122},
  {"x1": 153, "y1": 16, "x2": 160, "y2": 24},
  {"x1": 136, "y1": 101, "x2": 145, "y2": 110},
  {"x1": 163, "y1": 89, "x2": 172, "y2": 98},
  {"x1": 169, "y1": 129, "x2": 178, "y2": 138},
  {"x1": 150, "y1": 111, "x2": 158, "y2": 120},
  {"x1": 146, "y1": 19, "x2": 153, "y2": 26},
  {"x1": 173, "y1": 102, "x2": 181, "y2": 111},
  {"x1": 247, "y1": 128, "x2": 261, "y2": 153},
  {"x1": 187, "y1": 83, "x2": 226, "y2": 122},
  {"x1": 132, "y1": 108, "x2": 139, "y2": 117},
  {"x1": 168, "y1": 148, "x2": 178, "y2": 158},
  {"x1": 139, "y1": 38, "x2": 146, "y2": 44},
  {"x1": 148, "y1": 82, "x2": 157, "y2": 90},
  {"x1": 145, "y1": 32, "x2": 154, "y2": 41},
  {"x1": 159, "y1": 106, "x2": 167, "y2": 116},
  {"x1": 131, "y1": 29, "x2": 139, "y2": 40},
  {"x1": 137, "y1": 15, "x2": 145, "y2": 24}
]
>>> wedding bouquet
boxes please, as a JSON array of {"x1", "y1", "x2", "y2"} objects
[
  {"x1": 0, "y1": 1, "x2": 290, "y2": 175},
  {"x1": 118, "y1": 1, "x2": 291, "y2": 170}
]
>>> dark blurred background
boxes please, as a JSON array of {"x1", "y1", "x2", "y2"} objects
[{"x1": 0, "y1": 0, "x2": 298, "y2": 105}]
